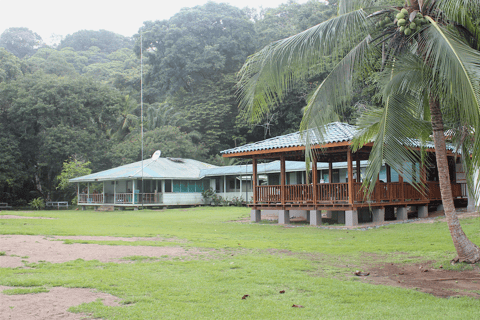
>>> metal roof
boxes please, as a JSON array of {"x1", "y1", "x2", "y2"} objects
[
  {"x1": 220, "y1": 121, "x2": 458, "y2": 155},
  {"x1": 70, "y1": 157, "x2": 218, "y2": 183},
  {"x1": 221, "y1": 122, "x2": 356, "y2": 155}
]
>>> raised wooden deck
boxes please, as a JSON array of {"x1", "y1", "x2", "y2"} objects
[{"x1": 252, "y1": 182, "x2": 466, "y2": 211}]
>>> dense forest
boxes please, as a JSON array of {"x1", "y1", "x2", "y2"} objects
[{"x1": 0, "y1": 0, "x2": 355, "y2": 205}]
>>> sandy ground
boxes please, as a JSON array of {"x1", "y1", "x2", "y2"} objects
[
  {"x1": 0, "y1": 235, "x2": 199, "y2": 268},
  {"x1": 0, "y1": 286, "x2": 121, "y2": 320}
]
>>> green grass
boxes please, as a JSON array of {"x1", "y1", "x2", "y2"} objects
[
  {"x1": 1, "y1": 208, "x2": 480, "y2": 319},
  {"x1": 2, "y1": 286, "x2": 49, "y2": 295}
]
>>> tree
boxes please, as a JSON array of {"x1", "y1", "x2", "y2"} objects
[
  {"x1": 0, "y1": 27, "x2": 43, "y2": 58},
  {"x1": 138, "y1": 1, "x2": 256, "y2": 100},
  {"x1": 237, "y1": 0, "x2": 480, "y2": 263},
  {"x1": 58, "y1": 30, "x2": 133, "y2": 54},
  {"x1": 56, "y1": 158, "x2": 92, "y2": 200},
  {"x1": 108, "y1": 126, "x2": 209, "y2": 167},
  {"x1": 0, "y1": 48, "x2": 23, "y2": 82}
]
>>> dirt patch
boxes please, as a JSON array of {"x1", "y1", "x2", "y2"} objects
[
  {"x1": 365, "y1": 262, "x2": 480, "y2": 298},
  {"x1": 0, "y1": 286, "x2": 121, "y2": 320},
  {"x1": 0, "y1": 215, "x2": 54, "y2": 219},
  {"x1": 0, "y1": 235, "x2": 202, "y2": 268},
  {"x1": 268, "y1": 249, "x2": 480, "y2": 299}
]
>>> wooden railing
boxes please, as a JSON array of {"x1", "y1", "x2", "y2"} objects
[
  {"x1": 256, "y1": 185, "x2": 281, "y2": 203},
  {"x1": 317, "y1": 183, "x2": 348, "y2": 203},
  {"x1": 78, "y1": 194, "x2": 104, "y2": 204},
  {"x1": 285, "y1": 184, "x2": 313, "y2": 202},
  {"x1": 254, "y1": 182, "x2": 466, "y2": 205}
]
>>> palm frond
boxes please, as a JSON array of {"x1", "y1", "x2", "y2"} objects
[
  {"x1": 352, "y1": 53, "x2": 432, "y2": 194},
  {"x1": 300, "y1": 35, "x2": 375, "y2": 140},
  {"x1": 431, "y1": 0, "x2": 480, "y2": 46},
  {"x1": 237, "y1": 9, "x2": 372, "y2": 124},
  {"x1": 420, "y1": 21, "x2": 480, "y2": 197}
]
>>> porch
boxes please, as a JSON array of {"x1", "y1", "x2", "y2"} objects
[{"x1": 220, "y1": 122, "x2": 468, "y2": 225}]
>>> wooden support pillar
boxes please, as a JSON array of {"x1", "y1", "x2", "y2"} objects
[
  {"x1": 328, "y1": 161, "x2": 333, "y2": 184},
  {"x1": 399, "y1": 172, "x2": 404, "y2": 202},
  {"x1": 280, "y1": 156, "x2": 286, "y2": 205},
  {"x1": 252, "y1": 158, "x2": 258, "y2": 204},
  {"x1": 347, "y1": 148, "x2": 353, "y2": 205},
  {"x1": 356, "y1": 158, "x2": 361, "y2": 182},
  {"x1": 312, "y1": 156, "x2": 318, "y2": 206},
  {"x1": 386, "y1": 164, "x2": 391, "y2": 183},
  {"x1": 421, "y1": 163, "x2": 427, "y2": 200}
]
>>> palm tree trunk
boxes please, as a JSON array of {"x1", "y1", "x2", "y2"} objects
[{"x1": 429, "y1": 97, "x2": 480, "y2": 263}]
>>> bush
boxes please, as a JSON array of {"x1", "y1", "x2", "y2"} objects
[{"x1": 29, "y1": 197, "x2": 45, "y2": 210}]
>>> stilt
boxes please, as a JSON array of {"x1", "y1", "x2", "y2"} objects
[
  {"x1": 251, "y1": 209, "x2": 261, "y2": 222},
  {"x1": 397, "y1": 207, "x2": 408, "y2": 220},
  {"x1": 278, "y1": 210, "x2": 290, "y2": 224},
  {"x1": 345, "y1": 210, "x2": 358, "y2": 226},
  {"x1": 418, "y1": 205, "x2": 428, "y2": 218},
  {"x1": 309, "y1": 210, "x2": 322, "y2": 226},
  {"x1": 372, "y1": 208, "x2": 385, "y2": 223}
]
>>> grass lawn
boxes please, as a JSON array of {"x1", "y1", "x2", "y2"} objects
[{"x1": 1, "y1": 207, "x2": 480, "y2": 319}]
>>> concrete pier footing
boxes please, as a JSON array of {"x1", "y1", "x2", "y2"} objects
[
  {"x1": 345, "y1": 210, "x2": 358, "y2": 226},
  {"x1": 418, "y1": 205, "x2": 428, "y2": 218},
  {"x1": 309, "y1": 210, "x2": 322, "y2": 226},
  {"x1": 251, "y1": 209, "x2": 261, "y2": 222},
  {"x1": 372, "y1": 208, "x2": 385, "y2": 223},
  {"x1": 278, "y1": 210, "x2": 290, "y2": 224},
  {"x1": 397, "y1": 207, "x2": 408, "y2": 220}
]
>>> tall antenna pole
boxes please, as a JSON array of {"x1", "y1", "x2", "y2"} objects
[{"x1": 141, "y1": 31, "x2": 144, "y2": 210}]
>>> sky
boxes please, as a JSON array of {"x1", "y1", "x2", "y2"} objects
[{"x1": 2, "y1": 0, "x2": 308, "y2": 45}]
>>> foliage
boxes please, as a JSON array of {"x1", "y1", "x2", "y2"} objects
[
  {"x1": 201, "y1": 188, "x2": 216, "y2": 205},
  {"x1": 58, "y1": 30, "x2": 133, "y2": 54},
  {"x1": 0, "y1": 48, "x2": 22, "y2": 82},
  {"x1": 108, "y1": 126, "x2": 209, "y2": 166},
  {"x1": 138, "y1": 2, "x2": 256, "y2": 100},
  {"x1": 0, "y1": 27, "x2": 43, "y2": 58},
  {"x1": 230, "y1": 196, "x2": 245, "y2": 206},
  {"x1": 56, "y1": 158, "x2": 92, "y2": 199},
  {"x1": 28, "y1": 197, "x2": 45, "y2": 210}
]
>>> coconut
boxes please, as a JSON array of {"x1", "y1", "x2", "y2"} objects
[
  {"x1": 409, "y1": 22, "x2": 417, "y2": 29},
  {"x1": 384, "y1": 17, "x2": 391, "y2": 24},
  {"x1": 416, "y1": 12, "x2": 423, "y2": 18},
  {"x1": 399, "y1": 26, "x2": 405, "y2": 32},
  {"x1": 396, "y1": 13, "x2": 405, "y2": 20},
  {"x1": 404, "y1": 28, "x2": 412, "y2": 36},
  {"x1": 401, "y1": 8, "x2": 408, "y2": 16},
  {"x1": 398, "y1": 19, "x2": 406, "y2": 26}
]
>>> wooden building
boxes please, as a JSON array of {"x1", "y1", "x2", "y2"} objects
[{"x1": 221, "y1": 122, "x2": 467, "y2": 226}]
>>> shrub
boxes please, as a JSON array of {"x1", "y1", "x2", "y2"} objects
[{"x1": 29, "y1": 197, "x2": 45, "y2": 210}]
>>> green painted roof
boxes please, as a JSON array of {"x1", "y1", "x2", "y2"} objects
[{"x1": 70, "y1": 157, "x2": 217, "y2": 183}]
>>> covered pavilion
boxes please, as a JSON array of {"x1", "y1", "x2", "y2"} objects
[{"x1": 220, "y1": 122, "x2": 467, "y2": 226}]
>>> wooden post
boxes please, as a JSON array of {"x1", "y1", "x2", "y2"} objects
[
  {"x1": 386, "y1": 164, "x2": 391, "y2": 183},
  {"x1": 356, "y1": 158, "x2": 361, "y2": 182},
  {"x1": 252, "y1": 158, "x2": 258, "y2": 204},
  {"x1": 399, "y1": 172, "x2": 404, "y2": 202},
  {"x1": 281, "y1": 155, "x2": 286, "y2": 205},
  {"x1": 347, "y1": 148, "x2": 354, "y2": 205},
  {"x1": 312, "y1": 156, "x2": 318, "y2": 206},
  {"x1": 328, "y1": 161, "x2": 333, "y2": 183},
  {"x1": 421, "y1": 163, "x2": 427, "y2": 199}
]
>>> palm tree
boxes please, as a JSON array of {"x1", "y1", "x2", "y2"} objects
[
  {"x1": 237, "y1": 0, "x2": 480, "y2": 263},
  {"x1": 112, "y1": 95, "x2": 139, "y2": 139}
]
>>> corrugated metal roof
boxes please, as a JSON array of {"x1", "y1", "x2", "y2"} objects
[
  {"x1": 221, "y1": 122, "x2": 356, "y2": 155},
  {"x1": 221, "y1": 122, "x2": 457, "y2": 155},
  {"x1": 70, "y1": 157, "x2": 217, "y2": 183}
]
